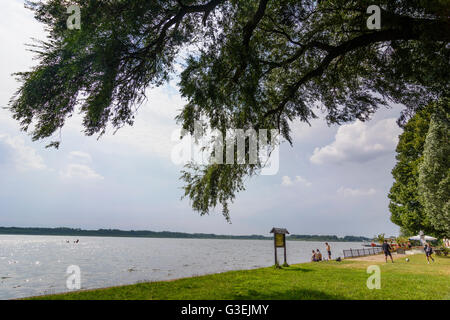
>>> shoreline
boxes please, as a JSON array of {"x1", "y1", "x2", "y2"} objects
[
  {"x1": 23, "y1": 252, "x2": 449, "y2": 300},
  {"x1": 21, "y1": 258, "x2": 335, "y2": 300},
  {"x1": 1, "y1": 237, "x2": 368, "y2": 300}
]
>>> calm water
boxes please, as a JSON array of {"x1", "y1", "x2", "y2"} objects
[{"x1": 0, "y1": 235, "x2": 363, "y2": 299}]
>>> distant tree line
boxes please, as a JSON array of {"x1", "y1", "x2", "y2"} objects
[
  {"x1": 0, "y1": 227, "x2": 370, "y2": 242},
  {"x1": 288, "y1": 234, "x2": 370, "y2": 242},
  {"x1": 0, "y1": 227, "x2": 267, "y2": 240}
]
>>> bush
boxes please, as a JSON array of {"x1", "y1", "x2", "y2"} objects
[{"x1": 439, "y1": 246, "x2": 449, "y2": 256}]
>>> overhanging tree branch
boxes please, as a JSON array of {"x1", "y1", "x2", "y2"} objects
[
  {"x1": 233, "y1": 0, "x2": 270, "y2": 81},
  {"x1": 263, "y1": 17, "x2": 450, "y2": 121}
]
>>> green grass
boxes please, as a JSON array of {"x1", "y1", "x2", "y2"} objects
[{"x1": 28, "y1": 254, "x2": 450, "y2": 300}]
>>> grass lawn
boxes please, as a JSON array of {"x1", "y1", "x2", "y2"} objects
[{"x1": 28, "y1": 254, "x2": 450, "y2": 300}]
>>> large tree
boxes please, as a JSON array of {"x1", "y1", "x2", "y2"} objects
[
  {"x1": 388, "y1": 105, "x2": 434, "y2": 236},
  {"x1": 418, "y1": 99, "x2": 449, "y2": 237},
  {"x1": 9, "y1": 0, "x2": 450, "y2": 220}
]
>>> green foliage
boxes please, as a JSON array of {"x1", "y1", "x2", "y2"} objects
[
  {"x1": 374, "y1": 233, "x2": 385, "y2": 244},
  {"x1": 418, "y1": 99, "x2": 450, "y2": 237},
  {"x1": 389, "y1": 98, "x2": 449, "y2": 238},
  {"x1": 388, "y1": 105, "x2": 435, "y2": 235},
  {"x1": 396, "y1": 236, "x2": 409, "y2": 246},
  {"x1": 9, "y1": 0, "x2": 450, "y2": 219},
  {"x1": 438, "y1": 246, "x2": 449, "y2": 256}
]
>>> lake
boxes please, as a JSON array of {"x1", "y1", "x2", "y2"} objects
[{"x1": 0, "y1": 235, "x2": 364, "y2": 299}]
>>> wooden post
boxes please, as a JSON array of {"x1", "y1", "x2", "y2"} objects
[
  {"x1": 270, "y1": 227, "x2": 289, "y2": 268},
  {"x1": 274, "y1": 237, "x2": 278, "y2": 266}
]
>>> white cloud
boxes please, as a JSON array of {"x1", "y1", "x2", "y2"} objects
[
  {"x1": 68, "y1": 151, "x2": 92, "y2": 163},
  {"x1": 110, "y1": 86, "x2": 184, "y2": 158},
  {"x1": 281, "y1": 175, "x2": 312, "y2": 187},
  {"x1": 61, "y1": 152, "x2": 103, "y2": 180},
  {"x1": 281, "y1": 176, "x2": 293, "y2": 186},
  {"x1": 295, "y1": 176, "x2": 312, "y2": 187},
  {"x1": 290, "y1": 112, "x2": 331, "y2": 144},
  {"x1": 310, "y1": 118, "x2": 401, "y2": 165},
  {"x1": 0, "y1": 134, "x2": 46, "y2": 171},
  {"x1": 59, "y1": 85, "x2": 184, "y2": 160},
  {"x1": 59, "y1": 164, "x2": 103, "y2": 180},
  {"x1": 337, "y1": 187, "x2": 376, "y2": 197}
]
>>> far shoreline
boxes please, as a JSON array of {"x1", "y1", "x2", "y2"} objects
[
  {"x1": 0, "y1": 233, "x2": 367, "y2": 242},
  {"x1": 0, "y1": 227, "x2": 371, "y2": 242}
]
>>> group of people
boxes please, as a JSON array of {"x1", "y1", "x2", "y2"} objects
[
  {"x1": 308, "y1": 240, "x2": 438, "y2": 264},
  {"x1": 382, "y1": 240, "x2": 436, "y2": 264},
  {"x1": 311, "y1": 243, "x2": 332, "y2": 262},
  {"x1": 65, "y1": 239, "x2": 80, "y2": 244}
]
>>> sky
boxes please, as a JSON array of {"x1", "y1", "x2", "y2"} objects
[{"x1": 0, "y1": 1, "x2": 404, "y2": 238}]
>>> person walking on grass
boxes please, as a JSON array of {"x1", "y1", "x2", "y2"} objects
[
  {"x1": 325, "y1": 242, "x2": 331, "y2": 260},
  {"x1": 424, "y1": 243, "x2": 435, "y2": 264},
  {"x1": 382, "y1": 240, "x2": 394, "y2": 263}
]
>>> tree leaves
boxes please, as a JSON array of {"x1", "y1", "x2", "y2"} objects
[
  {"x1": 418, "y1": 99, "x2": 450, "y2": 237},
  {"x1": 388, "y1": 104, "x2": 434, "y2": 236},
  {"x1": 389, "y1": 99, "x2": 450, "y2": 237}
]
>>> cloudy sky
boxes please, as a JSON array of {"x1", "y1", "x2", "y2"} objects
[{"x1": 0, "y1": 1, "x2": 404, "y2": 237}]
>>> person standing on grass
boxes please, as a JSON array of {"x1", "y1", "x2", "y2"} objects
[
  {"x1": 424, "y1": 243, "x2": 435, "y2": 264},
  {"x1": 325, "y1": 243, "x2": 331, "y2": 260},
  {"x1": 382, "y1": 240, "x2": 394, "y2": 263}
]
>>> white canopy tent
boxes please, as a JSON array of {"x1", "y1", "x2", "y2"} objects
[
  {"x1": 409, "y1": 231, "x2": 437, "y2": 244},
  {"x1": 409, "y1": 235, "x2": 437, "y2": 241}
]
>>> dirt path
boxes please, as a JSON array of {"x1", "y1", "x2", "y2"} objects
[{"x1": 346, "y1": 252, "x2": 419, "y2": 262}]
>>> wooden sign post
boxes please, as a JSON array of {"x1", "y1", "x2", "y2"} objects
[{"x1": 270, "y1": 227, "x2": 289, "y2": 267}]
